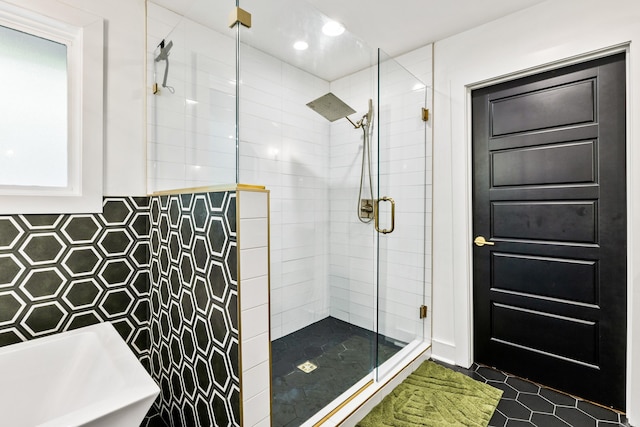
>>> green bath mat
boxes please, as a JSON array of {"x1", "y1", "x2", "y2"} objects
[{"x1": 357, "y1": 360, "x2": 503, "y2": 427}]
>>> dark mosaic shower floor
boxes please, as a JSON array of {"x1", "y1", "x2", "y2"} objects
[
  {"x1": 435, "y1": 360, "x2": 630, "y2": 427},
  {"x1": 271, "y1": 317, "x2": 402, "y2": 427}
]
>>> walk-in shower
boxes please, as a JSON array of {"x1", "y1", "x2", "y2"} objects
[
  {"x1": 147, "y1": 0, "x2": 432, "y2": 425},
  {"x1": 307, "y1": 93, "x2": 375, "y2": 223}
]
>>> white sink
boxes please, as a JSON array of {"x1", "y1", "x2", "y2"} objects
[{"x1": 0, "y1": 322, "x2": 159, "y2": 427}]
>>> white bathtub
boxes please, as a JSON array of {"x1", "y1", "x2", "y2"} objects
[{"x1": 0, "y1": 322, "x2": 159, "y2": 427}]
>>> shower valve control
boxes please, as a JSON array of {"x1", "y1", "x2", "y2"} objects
[{"x1": 360, "y1": 199, "x2": 374, "y2": 220}]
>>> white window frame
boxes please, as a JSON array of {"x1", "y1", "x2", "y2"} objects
[{"x1": 0, "y1": 1, "x2": 103, "y2": 214}]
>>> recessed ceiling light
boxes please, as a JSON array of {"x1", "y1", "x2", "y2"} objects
[
  {"x1": 322, "y1": 21, "x2": 345, "y2": 36},
  {"x1": 293, "y1": 40, "x2": 309, "y2": 50}
]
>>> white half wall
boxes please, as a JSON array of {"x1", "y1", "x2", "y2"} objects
[{"x1": 431, "y1": 0, "x2": 640, "y2": 422}]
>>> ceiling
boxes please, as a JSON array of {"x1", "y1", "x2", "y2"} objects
[
  {"x1": 304, "y1": 0, "x2": 546, "y2": 58},
  {"x1": 150, "y1": 0, "x2": 546, "y2": 81}
]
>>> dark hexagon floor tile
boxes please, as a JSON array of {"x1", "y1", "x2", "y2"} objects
[
  {"x1": 488, "y1": 380, "x2": 518, "y2": 399},
  {"x1": 576, "y1": 400, "x2": 620, "y2": 423},
  {"x1": 497, "y1": 399, "x2": 533, "y2": 421},
  {"x1": 517, "y1": 392, "x2": 555, "y2": 413},
  {"x1": 438, "y1": 362, "x2": 626, "y2": 427},
  {"x1": 506, "y1": 376, "x2": 540, "y2": 394},
  {"x1": 555, "y1": 406, "x2": 597, "y2": 427},
  {"x1": 478, "y1": 365, "x2": 508, "y2": 382},
  {"x1": 531, "y1": 413, "x2": 571, "y2": 427},
  {"x1": 505, "y1": 420, "x2": 534, "y2": 427},
  {"x1": 489, "y1": 409, "x2": 508, "y2": 427},
  {"x1": 539, "y1": 387, "x2": 578, "y2": 407}
]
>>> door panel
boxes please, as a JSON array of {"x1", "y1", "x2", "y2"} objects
[
  {"x1": 472, "y1": 53, "x2": 626, "y2": 410},
  {"x1": 492, "y1": 201, "x2": 597, "y2": 242},
  {"x1": 491, "y1": 141, "x2": 596, "y2": 187},
  {"x1": 491, "y1": 79, "x2": 596, "y2": 136},
  {"x1": 491, "y1": 253, "x2": 597, "y2": 304},
  {"x1": 491, "y1": 302, "x2": 598, "y2": 365}
]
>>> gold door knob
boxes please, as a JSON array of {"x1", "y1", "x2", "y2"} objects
[{"x1": 474, "y1": 236, "x2": 495, "y2": 247}]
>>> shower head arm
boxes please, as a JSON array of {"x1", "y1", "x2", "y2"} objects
[
  {"x1": 346, "y1": 98, "x2": 373, "y2": 129},
  {"x1": 345, "y1": 116, "x2": 360, "y2": 129}
]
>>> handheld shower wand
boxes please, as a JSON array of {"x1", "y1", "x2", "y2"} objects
[{"x1": 154, "y1": 40, "x2": 175, "y2": 94}]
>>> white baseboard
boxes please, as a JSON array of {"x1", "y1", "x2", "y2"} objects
[{"x1": 431, "y1": 338, "x2": 457, "y2": 365}]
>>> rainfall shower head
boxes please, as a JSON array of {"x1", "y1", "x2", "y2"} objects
[{"x1": 306, "y1": 92, "x2": 356, "y2": 122}]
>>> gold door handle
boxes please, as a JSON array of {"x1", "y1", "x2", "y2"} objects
[
  {"x1": 375, "y1": 197, "x2": 395, "y2": 234},
  {"x1": 474, "y1": 236, "x2": 495, "y2": 247}
]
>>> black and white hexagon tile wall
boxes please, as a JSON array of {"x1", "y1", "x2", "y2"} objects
[
  {"x1": 0, "y1": 192, "x2": 240, "y2": 427},
  {"x1": 147, "y1": 192, "x2": 239, "y2": 427}
]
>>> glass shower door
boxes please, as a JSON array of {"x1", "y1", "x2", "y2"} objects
[{"x1": 375, "y1": 49, "x2": 428, "y2": 374}]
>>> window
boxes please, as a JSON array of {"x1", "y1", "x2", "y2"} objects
[
  {"x1": 0, "y1": 1, "x2": 103, "y2": 214},
  {"x1": 0, "y1": 25, "x2": 68, "y2": 188}
]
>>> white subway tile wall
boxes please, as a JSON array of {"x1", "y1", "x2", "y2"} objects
[
  {"x1": 238, "y1": 42, "x2": 333, "y2": 340},
  {"x1": 238, "y1": 190, "x2": 271, "y2": 427}
]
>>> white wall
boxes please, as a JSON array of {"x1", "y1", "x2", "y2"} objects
[
  {"x1": 6, "y1": 0, "x2": 147, "y2": 197},
  {"x1": 431, "y1": 0, "x2": 640, "y2": 422}
]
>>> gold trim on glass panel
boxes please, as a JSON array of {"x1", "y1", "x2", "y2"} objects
[
  {"x1": 329, "y1": 346, "x2": 432, "y2": 426},
  {"x1": 313, "y1": 380, "x2": 374, "y2": 427},
  {"x1": 150, "y1": 183, "x2": 265, "y2": 196},
  {"x1": 236, "y1": 190, "x2": 243, "y2": 427}
]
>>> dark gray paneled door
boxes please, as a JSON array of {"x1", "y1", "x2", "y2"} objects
[{"x1": 472, "y1": 53, "x2": 627, "y2": 410}]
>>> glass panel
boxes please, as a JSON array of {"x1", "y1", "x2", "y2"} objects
[
  {"x1": 0, "y1": 25, "x2": 67, "y2": 188},
  {"x1": 237, "y1": 1, "x2": 378, "y2": 424},
  {"x1": 376, "y1": 48, "x2": 427, "y2": 373},
  {"x1": 147, "y1": 1, "x2": 237, "y2": 193}
]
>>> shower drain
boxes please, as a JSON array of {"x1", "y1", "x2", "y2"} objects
[{"x1": 297, "y1": 361, "x2": 318, "y2": 374}]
